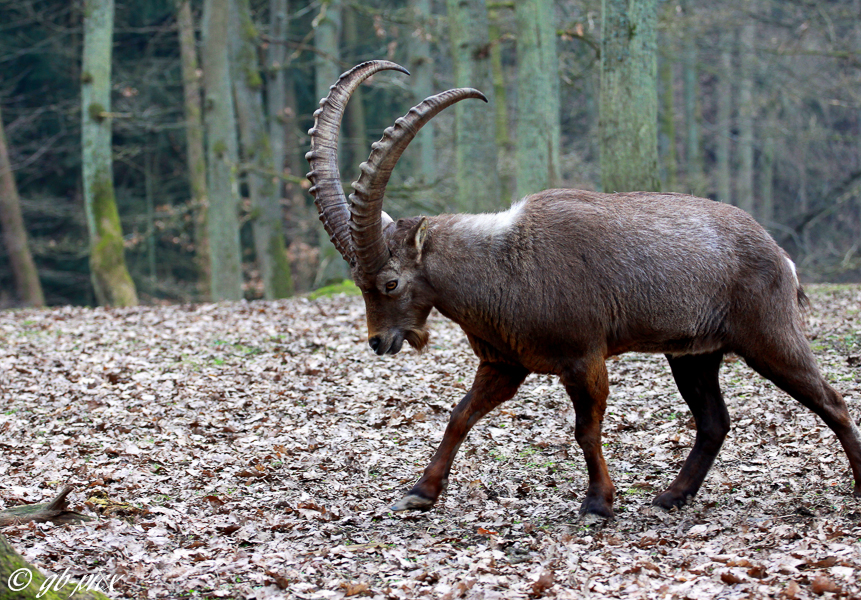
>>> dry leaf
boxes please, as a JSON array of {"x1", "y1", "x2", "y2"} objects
[
  {"x1": 341, "y1": 581, "x2": 370, "y2": 596},
  {"x1": 810, "y1": 574, "x2": 841, "y2": 595},
  {"x1": 531, "y1": 570, "x2": 554, "y2": 596}
]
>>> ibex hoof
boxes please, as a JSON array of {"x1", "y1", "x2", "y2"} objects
[
  {"x1": 579, "y1": 496, "x2": 614, "y2": 519},
  {"x1": 652, "y1": 490, "x2": 693, "y2": 510},
  {"x1": 390, "y1": 493, "x2": 435, "y2": 512}
]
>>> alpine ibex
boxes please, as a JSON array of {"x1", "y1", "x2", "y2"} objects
[{"x1": 306, "y1": 61, "x2": 861, "y2": 517}]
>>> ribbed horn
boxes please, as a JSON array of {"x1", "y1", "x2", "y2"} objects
[
  {"x1": 305, "y1": 61, "x2": 409, "y2": 265},
  {"x1": 350, "y1": 88, "x2": 488, "y2": 275}
]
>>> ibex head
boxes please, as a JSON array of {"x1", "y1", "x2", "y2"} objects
[{"x1": 305, "y1": 61, "x2": 486, "y2": 355}]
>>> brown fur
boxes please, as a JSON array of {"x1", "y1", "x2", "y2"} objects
[{"x1": 360, "y1": 189, "x2": 861, "y2": 517}]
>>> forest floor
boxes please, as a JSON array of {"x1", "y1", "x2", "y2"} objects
[{"x1": 1, "y1": 285, "x2": 860, "y2": 600}]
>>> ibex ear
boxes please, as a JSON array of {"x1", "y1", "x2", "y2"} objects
[{"x1": 410, "y1": 217, "x2": 429, "y2": 261}]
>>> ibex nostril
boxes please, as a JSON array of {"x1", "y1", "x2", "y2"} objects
[{"x1": 369, "y1": 336, "x2": 382, "y2": 352}]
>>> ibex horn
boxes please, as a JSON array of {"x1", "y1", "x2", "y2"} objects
[
  {"x1": 350, "y1": 88, "x2": 488, "y2": 276},
  {"x1": 305, "y1": 61, "x2": 409, "y2": 266}
]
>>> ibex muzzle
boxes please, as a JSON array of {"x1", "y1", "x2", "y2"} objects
[{"x1": 306, "y1": 61, "x2": 861, "y2": 518}]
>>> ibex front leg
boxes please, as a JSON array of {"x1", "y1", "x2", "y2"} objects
[{"x1": 391, "y1": 362, "x2": 529, "y2": 511}]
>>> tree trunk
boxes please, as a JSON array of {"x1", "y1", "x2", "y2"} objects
[
  {"x1": 736, "y1": 21, "x2": 755, "y2": 216},
  {"x1": 313, "y1": 0, "x2": 347, "y2": 286},
  {"x1": 658, "y1": 51, "x2": 678, "y2": 191},
  {"x1": 446, "y1": 0, "x2": 500, "y2": 211},
  {"x1": 268, "y1": 0, "x2": 288, "y2": 194},
  {"x1": 283, "y1": 70, "x2": 306, "y2": 218},
  {"x1": 0, "y1": 104, "x2": 44, "y2": 307},
  {"x1": 314, "y1": 0, "x2": 342, "y2": 107},
  {"x1": 81, "y1": 0, "x2": 138, "y2": 307},
  {"x1": 488, "y1": 3, "x2": 513, "y2": 201},
  {"x1": 488, "y1": 5, "x2": 509, "y2": 151},
  {"x1": 716, "y1": 29, "x2": 733, "y2": 205},
  {"x1": 202, "y1": 0, "x2": 243, "y2": 301},
  {"x1": 230, "y1": 0, "x2": 293, "y2": 299},
  {"x1": 342, "y1": 5, "x2": 367, "y2": 173},
  {"x1": 145, "y1": 147, "x2": 157, "y2": 282},
  {"x1": 759, "y1": 107, "x2": 775, "y2": 225},
  {"x1": 409, "y1": 0, "x2": 436, "y2": 184},
  {"x1": 176, "y1": 0, "x2": 210, "y2": 299},
  {"x1": 599, "y1": 0, "x2": 660, "y2": 193},
  {"x1": 680, "y1": 0, "x2": 704, "y2": 196},
  {"x1": 514, "y1": 0, "x2": 561, "y2": 199},
  {"x1": 271, "y1": 2, "x2": 306, "y2": 246}
]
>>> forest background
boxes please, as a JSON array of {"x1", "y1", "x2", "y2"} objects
[{"x1": 0, "y1": 0, "x2": 859, "y2": 308}]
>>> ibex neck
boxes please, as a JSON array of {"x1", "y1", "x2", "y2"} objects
[{"x1": 423, "y1": 204, "x2": 528, "y2": 342}]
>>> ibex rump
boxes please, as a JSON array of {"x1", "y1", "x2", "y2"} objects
[{"x1": 306, "y1": 61, "x2": 861, "y2": 518}]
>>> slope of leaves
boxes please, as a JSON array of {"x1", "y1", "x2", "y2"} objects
[{"x1": 0, "y1": 285, "x2": 860, "y2": 599}]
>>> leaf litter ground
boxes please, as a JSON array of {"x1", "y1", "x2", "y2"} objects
[{"x1": 1, "y1": 285, "x2": 860, "y2": 599}]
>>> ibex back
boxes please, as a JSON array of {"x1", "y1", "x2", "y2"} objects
[{"x1": 306, "y1": 61, "x2": 861, "y2": 518}]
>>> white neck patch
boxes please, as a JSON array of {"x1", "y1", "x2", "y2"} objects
[
  {"x1": 785, "y1": 256, "x2": 799, "y2": 285},
  {"x1": 451, "y1": 199, "x2": 526, "y2": 239}
]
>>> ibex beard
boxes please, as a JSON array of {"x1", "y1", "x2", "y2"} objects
[
  {"x1": 306, "y1": 61, "x2": 861, "y2": 519},
  {"x1": 404, "y1": 327, "x2": 430, "y2": 353}
]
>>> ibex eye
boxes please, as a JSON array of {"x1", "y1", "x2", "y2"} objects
[{"x1": 385, "y1": 280, "x2": 398, "y2": 292}]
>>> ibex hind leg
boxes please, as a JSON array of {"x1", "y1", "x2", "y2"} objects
[
  {"x1": 741, "y1": 332, "x2": 861, "y2": 498},
  {"x1": 563, "y1": 359, "x2": 615, "y2": 518},
  {"x1": 653, "y1": 352, "x2": 729, "y2": 510}
]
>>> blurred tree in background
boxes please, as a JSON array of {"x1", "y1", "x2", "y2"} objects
[
  {"x1": 600, "y1": 0, "x2": 659, "y2": 193},
  {"x1": 202, "y1": 0, "x2": 243, "y2": 301},
  {"x1": 81, "y1": 0, "x2": 139, "y2": 306},
  {"x1": 0, "y1": 0, "x2": 859, "y2": 307},
  {"x1": 0, "y1": 102, "x2": 44, "y2": 306},
  {"x1": 515, "y1": 0, "x2": 562, "y2": 198}
]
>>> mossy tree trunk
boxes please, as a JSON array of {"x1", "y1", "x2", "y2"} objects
[
  {"x1": 0, "y1": 104, "x2": 44, "y2": 307},
  {"x1": 514, "y1": 0, "x2": 561, "y2": 199},
  {"x1": 230, "y1": 0, "x2": 293, "y2": 299},
  {"x1": 202, "y1": 0, "x2": 243, "y2": 301},
  {"x1": 446, "y1": 0, "x2": 499, "y2": 212},
  {"x1": 599, "y1": 0, "x2": 660, "y2": 193},
  {"x1": 176, "y1": 0, "x2": 210, "y2": 299},
  {"x1": 81, "y1": 0, "x2": 138, "y2": 307}
]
